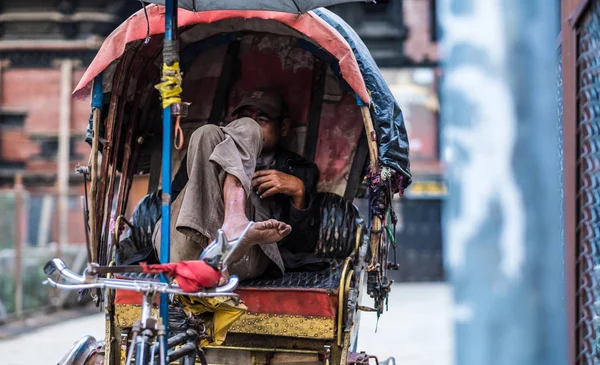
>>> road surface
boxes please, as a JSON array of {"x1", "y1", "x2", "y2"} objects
[
  {"x1": 0, "y1": 283, "x2": 454, "y2": 365},
  {"x1": 356, "y1": 283, "x2": 454, "y2": 365}
]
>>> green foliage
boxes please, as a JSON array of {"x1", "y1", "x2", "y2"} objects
[
  {"x1": 0, "y1": 272, "x2": 16, "y2": 314},
  {"x1": 0, "y1": 193, "x2": 88, "y2": 318},
  {"x1": 0, "y1": 247, "x2": 83, "y2": 317},
  {"x1": 22, "y1": 264, "x2": 52, "y2": 311},
  {"x1": 0, "y1": 262, "x2": 51, "y2": 315},
  {"x1": 0, "y1": 194, "x2": 15, "y2": 250}
]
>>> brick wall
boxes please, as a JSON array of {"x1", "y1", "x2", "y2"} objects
[
  {"x1": 0, "y1": 128, "x2": 37, "y2": 160},
  {"x1": 0, "y1": 67, "x2": 91, "y2": 175}
]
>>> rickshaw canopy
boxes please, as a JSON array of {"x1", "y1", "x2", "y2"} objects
[
  {"x1": 143, "y1": 0, "x2": 374, "y2": 13},
  {"x1": 74, "y1": 5, "x2": 411, "y2": 190},
  {"x1": 73, "y1": 6, "x2": 369, "y2": 103}
]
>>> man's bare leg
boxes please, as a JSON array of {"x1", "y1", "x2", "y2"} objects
[{"x1": 221, "y1": 174, "x2": 291, "y2": 261}]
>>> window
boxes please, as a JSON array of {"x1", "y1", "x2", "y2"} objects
[
  {"x1": 0, "y1": 110, "x2": 26, "y2": 128},
  {"x1": 40, "y1": 139, "x2": 59, "y2": 158},
  {"x1": 38, "y1": 138, "x2": 79, "y2": 160}
]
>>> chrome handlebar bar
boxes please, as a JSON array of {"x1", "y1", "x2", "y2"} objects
[
  {"x1": 42, "y1": 258, "x2": 239, "y2": 299},
  {"x1": 43, "y1": 221, "x2": 254, "y2": 298}
]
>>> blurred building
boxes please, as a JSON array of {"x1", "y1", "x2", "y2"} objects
[{"x1": 0, "y1": 1, "x2": 139, "y2": 245}]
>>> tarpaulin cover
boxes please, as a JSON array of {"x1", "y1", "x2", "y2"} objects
[{"x1": 313, "y1": 8, "x2": 412, "y2": 186}]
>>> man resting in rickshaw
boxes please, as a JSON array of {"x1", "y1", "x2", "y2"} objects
[{"x1": 154, "y1": 89, "x2": 320, "y2": 283}]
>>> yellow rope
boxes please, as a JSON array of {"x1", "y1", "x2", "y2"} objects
[{"x1": 155, "y1": 62, "x2": 182, "y2": 109}]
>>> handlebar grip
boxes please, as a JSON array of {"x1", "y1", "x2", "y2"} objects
[
  {"x1": 43, "y1": 260, "x2": 58, "y2": 276},
  {"x1": 43, "y1": 258, "x2": 86, "y2": 284}
]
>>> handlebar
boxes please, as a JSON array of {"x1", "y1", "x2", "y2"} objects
[
  {"x1": 44, "y1": 258, "x2": 86, "y2": 283},
  {"x1": 43, "y1": 258, "x2": 240, "y2": 299}
]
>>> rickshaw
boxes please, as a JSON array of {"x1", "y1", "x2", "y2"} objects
[{"x1": 44, "y1": 2, "x2": 411, "y2": 365}]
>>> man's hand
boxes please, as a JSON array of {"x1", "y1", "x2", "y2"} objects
[{"x1": 252, "y1": 169, "x2": 306, "y2": 209}]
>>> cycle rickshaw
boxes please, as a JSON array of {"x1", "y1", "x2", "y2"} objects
[{"x1": 45, "y1": 3, "x2": 411, "y2": 364}]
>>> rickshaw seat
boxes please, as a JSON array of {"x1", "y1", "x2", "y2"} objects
[
  {"x1": 114, "y1": 191, "x2": 364, "y2": 340},
  {"x1": 231, "y1": 192, "x2": 364, "y2": 340}
]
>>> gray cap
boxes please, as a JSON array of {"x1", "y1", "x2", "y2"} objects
[{"x1": 232, "y1": 89, "x2": 285, "y2": 120}]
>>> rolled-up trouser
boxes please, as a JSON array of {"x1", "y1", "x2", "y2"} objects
[{"x1": 153, "y1": 118, "x2": 284, "y2": 281}]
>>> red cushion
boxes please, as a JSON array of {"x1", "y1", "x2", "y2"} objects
[
  {"x1": 236, "y1": 288, "x2": 338, "y2": 318},
  {"x1": 115, "y1": 290, "x2": 160, "y2": 306}
]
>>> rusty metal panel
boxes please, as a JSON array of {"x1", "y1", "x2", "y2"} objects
[{"x1": 576, "y1": 1, "x2": 600, "y2": 363}]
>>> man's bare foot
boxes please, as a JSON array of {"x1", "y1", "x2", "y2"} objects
[
  {"x1": 222, "y1": 215, "x2": 291, "y2": 246},
  {"x1": 249, "y1": 219, "x2": 292, "y2": 244}
]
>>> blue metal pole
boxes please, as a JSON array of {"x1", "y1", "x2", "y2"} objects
[
  {"x1": 160, "y1": 0, "x2": 177, "y2": 354},
  {"x1": 438, "y1": 1, "x2": 564, "y2": 364},
  {"x1": 91, "y1": 74, "x2": 103, "y2": 111}
]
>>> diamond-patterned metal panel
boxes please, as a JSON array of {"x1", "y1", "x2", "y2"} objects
[{"x1": 576, "y1": 2, "x2": 600, "y2": 363}]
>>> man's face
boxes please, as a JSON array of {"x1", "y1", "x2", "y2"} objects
[{"x1": 237, "y1": 106, "x2": 289, "y2": 153}]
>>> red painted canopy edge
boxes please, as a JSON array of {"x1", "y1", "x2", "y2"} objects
[{"x1": 73, "y1": 5, "x2": 370, "y2": 104}]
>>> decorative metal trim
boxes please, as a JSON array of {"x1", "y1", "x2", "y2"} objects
[
  {"x1": 337, "y1": 257, "x2": 353, "y2": 346},
  {"x1": 229, "y1": 312, "x2": 335, "y2": 340},
  {"x1": 114, "y1": 304, "x2": 159, "y2": 328},
  {"x1": 203, "y1": 345, "x2": 320, "y2": 354},
  {"x1": 354, "y1": 224, "x2": 363, "y2": 262}
]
